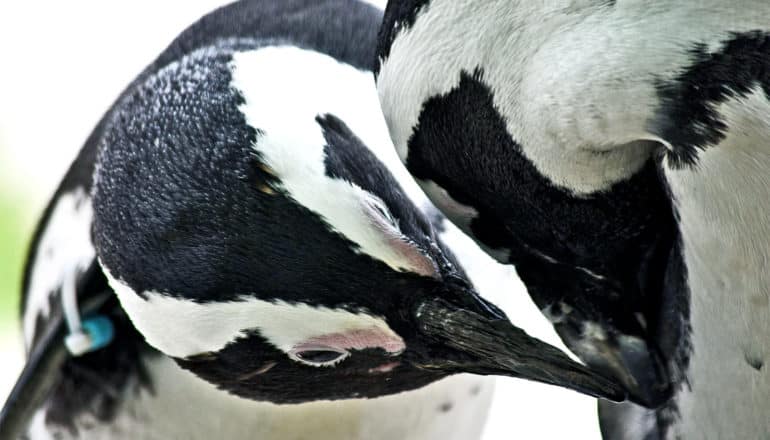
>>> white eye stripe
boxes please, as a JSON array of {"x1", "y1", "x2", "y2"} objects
[
  {"x1": 104, "y1": 271, "x2": 405, "y2": 359},
  {"x1": 230, "y1": 46, "x2": 434, "y2": 277}
]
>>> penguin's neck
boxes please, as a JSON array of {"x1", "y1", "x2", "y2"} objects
[
  {"x1": 34, "y1": 354, "x2": 494, "y2": 440},
  {"x1": 662, "y1": 88, "x2": 770, "y2": 439}
]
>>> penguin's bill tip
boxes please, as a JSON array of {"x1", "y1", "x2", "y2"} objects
[
  {"x1": 561, "y1": 325, "x2": 672, "y2": 408},
  {"x1": 415, "y1": 298, "x2": 627, "y2": 402}
]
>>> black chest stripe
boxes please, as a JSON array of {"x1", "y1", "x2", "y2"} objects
[{"x1": 654, "y1": 31, "x2": 770, "y2": 169}]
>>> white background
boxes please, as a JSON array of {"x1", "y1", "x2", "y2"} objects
[{"x1": 0, "y1": 1, "x2": 601, "y2": 438}]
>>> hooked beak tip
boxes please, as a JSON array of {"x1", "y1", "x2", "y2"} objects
[
  {"x1": 556, "y1": 326, "x2": 672, "y2": 408},
  {"x1": 613, "y1": 338, "x2": 672, "y2": 408},
  {"x1": 417, "y1": 298, "x2": 627, "y2": 402}
]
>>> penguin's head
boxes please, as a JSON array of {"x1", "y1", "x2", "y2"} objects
[
  {"x1": 375, "y1": 0, "x2": 680, "y2": 407},
  {"x1": 91, "y1": 44, "x2": 624, "y2": 404}
]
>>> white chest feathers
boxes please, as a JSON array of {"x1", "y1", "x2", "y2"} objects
[
  {"x1": 28, "y1": 355, "x2": 494, "y2": 440},
  {"x1": 663, "y1": 87, "x2": 770, "y2": 440}
]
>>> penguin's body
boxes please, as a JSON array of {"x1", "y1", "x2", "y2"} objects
[
  {"x1": 376, "y1": 1, "x2": 770, "y2": 438},
  {"x1": 603, "y1": 42, "x2": 770, "y2": 438},
  {"x1": 658, "y1": 111, "x2": 770, "y2": 440},
  {"x1": 18, "y1": 2, "x2": 496, "y2": 439},
  {"x1": 12, "y1": 1, "x2": 625, "y2": 438}
]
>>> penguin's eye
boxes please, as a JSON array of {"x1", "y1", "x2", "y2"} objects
[
  {"x1": 363, "y1": 195, "x2": 399, "y2": 228},
  {"x1": 297, "y1": 350, "x2": 345, "y2": 363},
  {"x1": 289, "y1": 346, "x2": 350, "y2": 367}
]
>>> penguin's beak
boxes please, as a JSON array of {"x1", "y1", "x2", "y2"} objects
[{"x1": 414, "y1": 297, "x2": 627, "y2": 402}]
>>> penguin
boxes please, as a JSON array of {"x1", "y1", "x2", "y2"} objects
[
  {"x1": 2, "y1": 1, "x2": 624, "y2": 439},
  {"x1": 375, "y1": 0, "x2": 770, "y2": 438}
]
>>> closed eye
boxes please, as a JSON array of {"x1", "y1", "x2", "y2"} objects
[
  {"x1": 363, "y1": 194, "x2": 399, "y2": 229},
  {"x1": 360, "y1": 192, "x2": 439, "y2": 278},
  {"x1": 289, "y1": 346, "x2": 350, "y2": 367}
]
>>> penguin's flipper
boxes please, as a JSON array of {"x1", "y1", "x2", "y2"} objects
[
  {"x1": 6, "y1": 129, "x2": 151, "y2": 437},
  {"x1": 0, "y1": 280, "x2": 111, "y2": 439}
]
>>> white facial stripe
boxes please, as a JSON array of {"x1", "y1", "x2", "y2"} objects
[
  {"x1": 230, "y1": 46, "x2": 433, "y2": 275},
  {"x1": 23, "y1": 188, "x2": 95, "y2": 348},
  {"x1": 378, "y1": 0, "x2": 770, "y2": 193},
  {"x1": 105, "y1": 273, "x2": 404, "y2": 359}
]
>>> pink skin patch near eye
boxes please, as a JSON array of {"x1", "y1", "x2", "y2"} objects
[
  {"x1": 383, "y1": 233, "x2": 438, "y2": 279},
  {"x1": 292, "y1": 327, "x2": 406, "y2": 357},
  {"x1": 363, "y1": 198, "x2": 439, "y2": 279}
]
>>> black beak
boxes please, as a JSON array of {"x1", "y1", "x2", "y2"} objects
[{"x1": 415, "y1": 297, "x2": 626, "y2": 402}]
